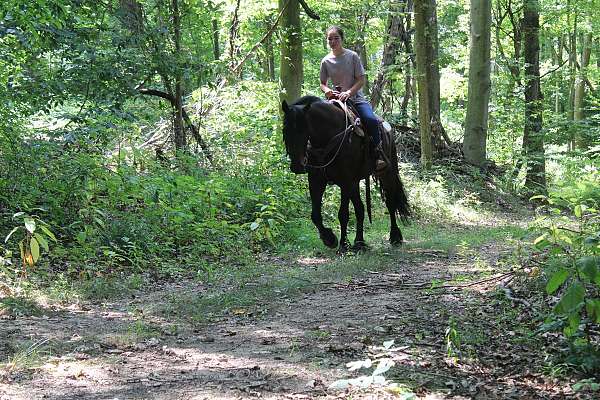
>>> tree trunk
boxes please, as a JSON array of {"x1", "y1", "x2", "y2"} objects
[
  {"x1": 265, "y1": 16, "x2": 275, "y2": 81},
  {"x1": 370, "y1": 0, "x2": 406, "y2": 109},
  {"x1": 463, "y1": 0, "x2": 491, "y2": 167},
  {"x1": 574, "y1": 32, "x2": 592, "y2": 148},
  {"x1": 555, "y1": 36, "x2": 564, "y2": 114},
  {"x1": 172, "y1": 0, "x2": 185, "y2": 151},
  {"x1": 414, "y1": 0, "x2": 432, "y2": 168},
  {"x1": 212, "y1": 18, "x2": 220, "y2": 60},
  {"x1": 425, "y1": 0, "x2": 444, "y2": 151},
  {"x1": 279, "y1": 0, "x2": 302, "y2": 104},
  {"x1": 522, "y1": 0, "x2": 546, "y2": 195}
]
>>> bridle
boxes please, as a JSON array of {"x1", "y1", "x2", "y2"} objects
[{"x1": 303, "y1": 100, "x2": 361, "y2": 170}]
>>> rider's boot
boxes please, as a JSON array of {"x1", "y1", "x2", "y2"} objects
[{"x1": 375, "y1": 143, "x2": 387, "y2": 171}]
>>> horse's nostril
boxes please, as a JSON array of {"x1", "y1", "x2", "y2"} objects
[{"x1": 301, "y1": 156, "x2": 308, "y2": 166}]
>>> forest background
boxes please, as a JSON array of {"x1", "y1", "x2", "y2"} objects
[{"x1": 0, "y1": 0, "x2": 599, "y2": 393}]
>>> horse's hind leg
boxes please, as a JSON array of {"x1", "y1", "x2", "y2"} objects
[
  {"x1": 309, "y1": 177, "x2": 337, "y2": 248},
  {"x1": 388, "y1": 205, "x2": 402, "y2": 245}
]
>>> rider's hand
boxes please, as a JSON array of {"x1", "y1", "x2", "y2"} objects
[
  {"x1": 325, "y1": 89, "x2": 338, "y2": 100},
  {"x1": 338, "y1": 90, "x2": 351, "y2": 102}
]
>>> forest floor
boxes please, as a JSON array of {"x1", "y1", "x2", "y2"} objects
[{"x1": 0, "y1": 212, "x2": 596, "y2": 399}]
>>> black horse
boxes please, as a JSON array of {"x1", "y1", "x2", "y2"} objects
[{"x1": 281, "y1": 96, "x2": 410, "y2": 252}]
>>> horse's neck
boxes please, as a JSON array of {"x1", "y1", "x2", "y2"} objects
[{"x1": 306, "y1": 107, "x2": 345, "y2": 149}]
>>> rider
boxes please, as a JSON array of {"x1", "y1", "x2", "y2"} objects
[{"x1": 319, "y1": 25, "x2": 387, "y2": 171}]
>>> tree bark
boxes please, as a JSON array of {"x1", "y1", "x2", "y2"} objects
[
  {"x1": 414, "y1": 0, "x2": 432, "y2": 168},
  {"x1": 463, "y1": 0, "x2": 491, "y2": 167},
  {"x1": 279, "y1": 0, "x2": 302, "y2": 104},
  {"x1": 522, "y1": 0, "x2": 546, "y2": 195},
  {"x1": 172, "y1": 0, "x2": 185, "y2": 151},
  {"x1": 212, "y1": 18, "x2": 220, "y2": 60},
  {"x1": 573, "y1": 32, "x2": 592, "y2": 148},
  {"x1": 370, "y1": 0, "x2": 406, "y2": 110}
]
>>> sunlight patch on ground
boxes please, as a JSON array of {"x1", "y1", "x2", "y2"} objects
[{"x1": 296, "y1": 256, "x2": 330, "y2": 266}]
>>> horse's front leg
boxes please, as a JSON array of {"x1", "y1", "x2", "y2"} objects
[
  {"x1": 309, "y1": 176, "x2": 337, "y2": 248},
  {"x1": 349, "y1": 183, "x2": 367, "y2": 251},
  {"x1": 337, "y1": 188, "x2": 351, "y2": 253}
]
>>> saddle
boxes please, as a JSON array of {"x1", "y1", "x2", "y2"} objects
[
  {"x1": 328, "y1": 99, "x2": 365, "y2": 137},
  {"x1": 327, "y1": 99, "x2": 394, "y2": 174},
  {"x1": 328, "y1": 99, "x2": 393, "y2": 138}
]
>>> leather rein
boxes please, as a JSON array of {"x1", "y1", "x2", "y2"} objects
[{"x1": 303, "y1": 100, "x2": 361, "y2": 169}]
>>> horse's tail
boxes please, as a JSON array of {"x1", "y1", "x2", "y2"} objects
[
  {"x1": 365, "y1": 175, "x2": 372, "y2": 224},
  {"x1": 377, "y1": 140, "x2": 410, "y2": 223}
]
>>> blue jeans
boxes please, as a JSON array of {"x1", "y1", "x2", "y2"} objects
[{"x1": 355, "y1": 102, "x2": 380, "y2": 146}]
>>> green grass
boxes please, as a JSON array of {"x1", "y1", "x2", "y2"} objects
[{"x1": 0, "y1": 296, "x2": 43, "y2": 317}]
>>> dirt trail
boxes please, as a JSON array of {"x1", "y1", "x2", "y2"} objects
[{"x1": 0, "y1": 240, "x2": 588, "y2": 399}]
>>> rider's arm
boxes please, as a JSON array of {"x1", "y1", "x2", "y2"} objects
[
  {"x1": 339, "y1": 75, "x2": 364, "y2": 101},
  {"x1": 320, "y1": 80, "x2": 335, "y2": 99}
]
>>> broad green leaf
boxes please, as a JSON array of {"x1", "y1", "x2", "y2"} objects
[
  {"x1": 529, "y1": 195, "x2": 547, "y2": 201},
  {"x1": 574, "y1": 205, "x2": 582, "y2": 218},
  {"x1": 12, "y1": 212, "x2": 25, "y2": 218},
  {"x1": 30, "y1": 238, "x2": 40, "y2": 263},
  {"x1": 533, "y1": 233, "x2": 547, "y2": 245},
  {"x1": 76, "y1": 231, "x2": 87, "y2": 244},
  {"x1": 577, "y1": 257, "x2": 599, "y2": 284},
  {"x1": 24, "y1": 217, "x2": 36, "y2": 233},
  {"x1": 585, "y1": 299, "x2": 600, "y2": 324},
  {"x1": 33, "y1": 233, "x2": 49, "y2": 252},
  {"x1": 328, "y1": 379, "x2": 350, "y2": 389},
  {"x1": 249, "y1": 221, "x2": 260, "y2": 231},
  {"x1": 546, "y1": 268, "x2": 570, "y2": 294},
  {"x1": 346, "y1": 358, "x2": 372, "y2": 371},
  {"x1": 39, "y1": 225, "x2": 57, "y2": 241},
  {"x1": 563, "y1": 312, "x2": 581, "y2": 337},
  {"x1": 4, "y1": 226, "x2": 21, "y2": 243},
  {"x1": 372, "y1": 358, "x2": 394, "y2": 376},
  {"x1": 554, "y1": 282, "x2": 585, "y2": 315}
]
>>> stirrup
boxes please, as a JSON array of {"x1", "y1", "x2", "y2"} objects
[{"x1": 375, "y1": 157, "x2": 387, "y2": 171}]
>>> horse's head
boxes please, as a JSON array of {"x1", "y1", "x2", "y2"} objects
[{"x1": 281, "y1": 100, "x2": 312, "y2": 174}]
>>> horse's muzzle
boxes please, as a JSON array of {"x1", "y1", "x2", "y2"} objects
[{"x1": 290, "y1": 156, "x2": 307, "y2": 174}]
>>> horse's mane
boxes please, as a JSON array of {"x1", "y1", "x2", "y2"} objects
[{"x1": 291, "y1": 95, "x2": 324, "y2": 107}]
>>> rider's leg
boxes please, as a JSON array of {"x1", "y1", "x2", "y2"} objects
[{"x1": 355, "y1": 102, "x2": 386, "y2": 170}]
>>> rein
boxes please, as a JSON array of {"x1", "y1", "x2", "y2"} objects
[{"x1": 304, "y1": 101, "x2": 361, "y2": 170}]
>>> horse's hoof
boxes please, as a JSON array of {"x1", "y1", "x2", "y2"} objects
[
  {"x1": 352, "y1": 241, "x2": 369, "y2": 252},
  {"x1": 336, "y1": 243, "x2": 350, "y2": 255},
  {"x1": 320, "y1": 228, "x2": 338, "y2": 248},
  {"x1": 390, "y1": 229, "x2": 403, "y2": 246}
]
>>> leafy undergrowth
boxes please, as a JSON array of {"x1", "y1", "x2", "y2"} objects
[{"x1": 2, "y1": 203, "x2": 599, "y2": 399}]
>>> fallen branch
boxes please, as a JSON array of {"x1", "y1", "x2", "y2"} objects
[{"x1": 138, "y1": 88, "x2": 214, "y2": 164}]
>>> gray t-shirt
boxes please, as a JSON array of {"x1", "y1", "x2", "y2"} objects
[{"x1": 320, "y1": 49, "x2": 367, "y2": 103}]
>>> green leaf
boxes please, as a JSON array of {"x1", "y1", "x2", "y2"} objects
[
  {"x1": 39, "y1": 225, "x2": 57, "y2": 242},
  {"x1": 24, "y1": 217, "x2": 36, "y2": 234},
  {"x1": 577, "y1": 257, "x2": 599, "y2": 284},
  {"x1": 30, "y1": 238, "x2": 40, "y2": 263},
  {"x1": 372, "y1": 359, "x2": 394, "y2": 376},
  {"x1": 76, "y1": 231, "x2": 87, "y2": 244},
  {"x1": 574, "y1": 205, "x2": 582, "y2": 218},
  {"x1": 4, "y1": 226, "x2": 21, "y2": 243},
  {"x1": 563, "y1": 312, "x2": 581, "y2": 337},
  {"x1": 12, "y1": 212, "x2": 25, "y2": 218},
  {"x1": 585, "y1": 299, "x2": 600, "y2": 324},
  {"x1": 33, "y1": 233, "x2": 49, "y2": 252},
  {"x1": 249, "y1": 221, "x2": 260, "y2": 231},
  {"x1": 546, "y1": 268, "x2": 570, "y2": 294},
  {"x1": 554, "y1": 282, "x2": 585, "y2": 315}
]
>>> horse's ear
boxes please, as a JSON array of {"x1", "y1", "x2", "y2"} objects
[
  {"x1": 303, "y1": 103, "x2": 311, "y2": 113},
  {"x1": 282, "y1": 100, "x2": 289, "y2": 113}
]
